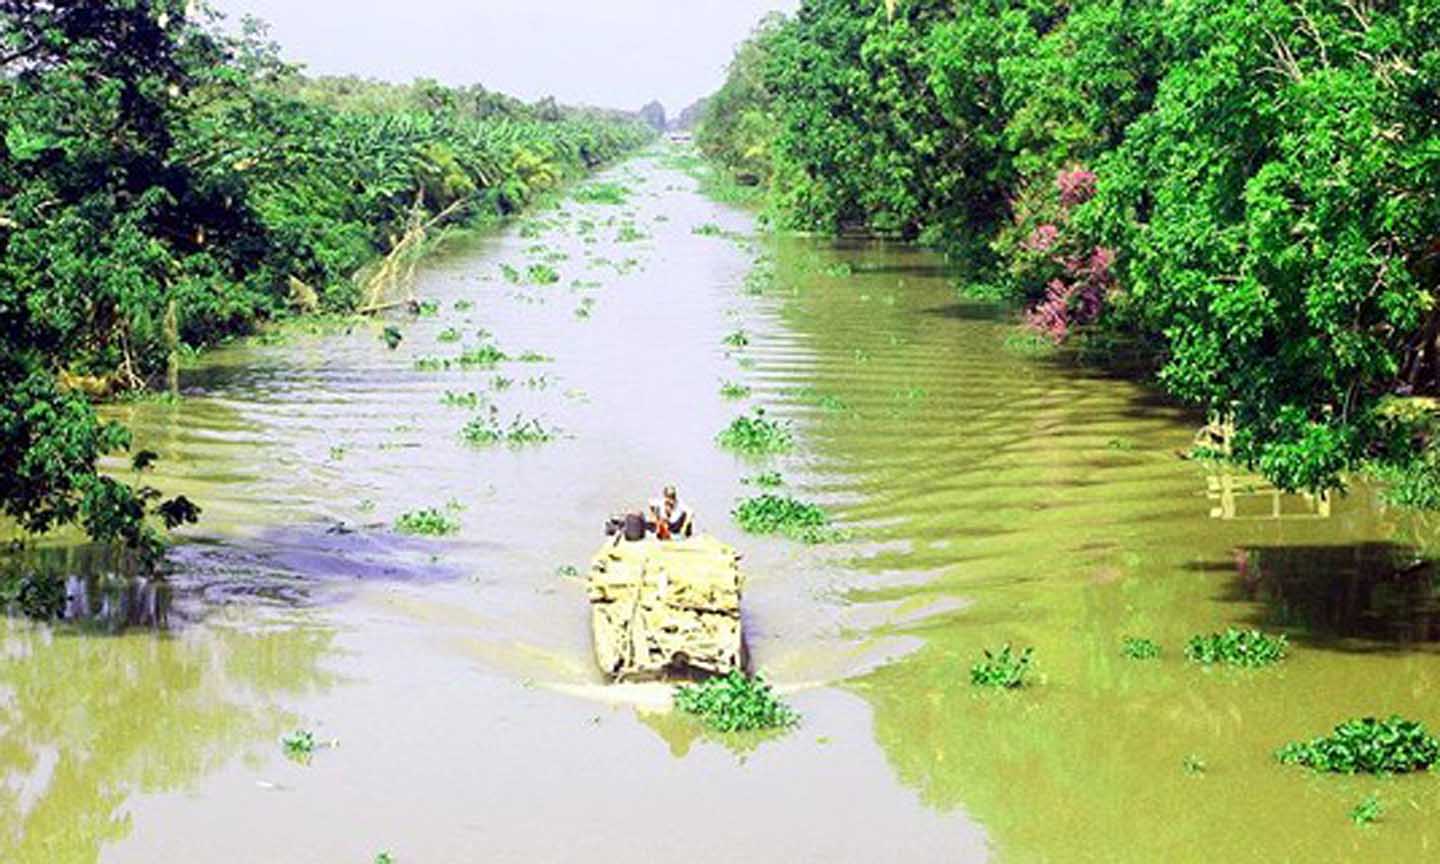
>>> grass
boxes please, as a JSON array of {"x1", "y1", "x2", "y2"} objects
[
  {"x1": 1277, "y1": 716, "x2": 1440, "y2": 774},
  {"x1": 674, "y1": 671, "x2": 800, "y2": 733},
  {"x1": 742, "y1": 471, "x2": 784, "y2": 488},
  {"x1": 732, "y1": 494, "x2": 842, "y2": 543},
  {"x1": 1121, "y1": 636, "x2": 1160, "y2": 659},
  {"x1": 1184, "y1": 628, "x2": 1287, "y2": 667},
  {"x1": 717, "y1": 409, "x2": 793, "y2": 455},
  {"x1": 461, "y1": 408, "x2": 555, "y2": 446},
  {"x1": 515, "y1": 350, "x2": 552, "y2": 363},
  {"x1": 970, "y1": 644, "x2": 1034, "y2": 688},
  {"x1": 394, "y1": 506, "x2": 461, "y2": 536},
  {"x1": 719, "y1": 380, "x2": 751, "y2": 399},
  {"x1": 1002, "y1": 328, "x2": 1059, "y2": 358}
]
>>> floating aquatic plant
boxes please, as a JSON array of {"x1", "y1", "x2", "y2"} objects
[
  {"x1": 394, "y1": 507, "x2": 460, "y2": 536},
  {"x1": 716, "y1": 409, "x2": 793, "y2": 455},
  {"x1": 674, "y1": 671, "x2": 799, "y2": 733},
  {"x1": 1184, "y1": 628, "x2": 1287, "y2": 668},
  {"x1": 732, "y1": 494, "x2": 842, "y2": 543},
  {"x1": 1277, "y1": 716, "x2": 1440, "y2": 774},
  {"x1": 970, "y1": 644, "x2": 1034, "y2": 689}
]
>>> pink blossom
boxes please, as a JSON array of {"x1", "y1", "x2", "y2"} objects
[
  {"x1": 1056, "y1": 168, "x2": 1097, "y2": 208},
  {"x1": 1023, "y1": 223, "x2": 1059, "y2": 252}
]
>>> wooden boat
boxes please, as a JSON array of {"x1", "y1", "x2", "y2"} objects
[{"x1": 586, "y1": 534, "x2": 744, "y2": 681}]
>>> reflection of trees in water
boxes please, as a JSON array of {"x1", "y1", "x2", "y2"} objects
[
  {"x1": 0, "y1": 615, "x2": 338, "y2": 861},
  {"x1": 1235, "y1": 543, "x2": 1440, "y2": 645}
]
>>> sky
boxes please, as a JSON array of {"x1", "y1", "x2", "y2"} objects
[{"x1": 211, "y1": 0, "x2": 798, "y2": 115}]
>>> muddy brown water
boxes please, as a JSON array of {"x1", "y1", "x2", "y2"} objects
[{"x1": 4, "y1": 149, "x2": 1440, "y2": 862}]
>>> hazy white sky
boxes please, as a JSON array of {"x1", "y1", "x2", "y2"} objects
[{"x1": 211, "y1": 0, "x2": 797, "y2": 114}]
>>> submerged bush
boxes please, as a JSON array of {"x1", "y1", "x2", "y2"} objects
[
  {"x1": 674, "y1": 671, "x2": 799, "y2": 733},
  {"x1": 1278, "y1": 716, "x2": 1440, "y2": 775},
  {"x1": 716, "y1": 409, "x2": 793, "y2": 455},
  {"x1": 1185, "y1": 628, "x2": 1287, "y2": 668},
  {"x1": 732, "y1": 494, "x2": 840, "y2": 543},
  {"x1": 970, "y1": 644, "x2": 1034, "y2": 689}
]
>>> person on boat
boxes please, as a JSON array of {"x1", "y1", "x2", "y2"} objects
[{"x1": 648, "y1": 485, "x2": 694, "y2": 540}]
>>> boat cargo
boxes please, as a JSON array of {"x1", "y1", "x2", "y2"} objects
[{"x1": 586, "y1": 534, "x2": 745, "y2": 681}]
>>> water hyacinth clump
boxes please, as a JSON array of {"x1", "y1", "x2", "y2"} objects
[
  {"x1": 723, "y1": 328, "x2": 750, "y2": 348},
  {"x1": 1277, "y1": 716, "x2": 1440, "y2": 775},
  {"x1": 970, "y1": 644, "x2": 1034, "y2": 689},
  {"x1": 1184, "y1": 628, "x2": 1288, "y2": 668},
  {"x1": 461, "y1": 407, "x2": 555, "y2": 446},
  {"x1": 526, "y1": 263, "x2": 560, "y2": 285},
  {"x1": 716, "y1": 409, "x2": 793, "y2": 455},
  {"x1": 394, "y1": 507, "x2": 461, "y2": 536},
  {"x1": 458, "y1": 344, "x2": 508, "y2": 368},
  {"x1": 732, "y1": 494, "x2": 841, "y2": 543},
  {"x1": 1121, "y1": 636, "x2": 1160, "y2": 660},
  {"x1": 673, "y1": 671, "x2": 799, "y2": 733},
  {"x1": 719, "y1": 380, "x2": 751, "y2": 399},
  {"x1": 742, "y1": 471, "x2": 784, "y2": 488}
]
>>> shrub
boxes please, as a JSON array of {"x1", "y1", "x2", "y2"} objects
[
  {"x1": 1121, "y1": 636, "x2": 1160, "y2": 660},
  {"x1": 394, "y1": 507, "x2": 460, "y2": 536},
  {"x1": 716, "y1": 409, "x2": 792, "y2": 455},
  {"x1": 1184, "y1": 628, "x2": 1287, "y2": 668},
  {"x1": 732, "y1": 494, "x2": 840, "y2": 543},
  {"x1": 970, "y1": 644, "x2": 1034, "y2": 688},
  {"x1": 1277, "y1": 716, "x2": 1440, "y2": 775},
  {"x1": 674, "y1": 671, "x2": 799, "y2": 733}
]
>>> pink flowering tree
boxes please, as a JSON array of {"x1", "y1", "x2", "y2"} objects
[{"x1": 997, "y1": 165, "x2": 1117, "y2": 342}]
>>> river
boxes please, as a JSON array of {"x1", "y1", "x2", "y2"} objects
[{"x1": 4, "y1": 148, "x2": 1440, "y2": 862}]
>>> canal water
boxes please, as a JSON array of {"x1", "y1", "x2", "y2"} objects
[{"x1": 3, "y1": 149, "x2": 1439, "y2": 862}]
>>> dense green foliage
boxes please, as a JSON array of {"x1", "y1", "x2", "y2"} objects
[
  {"x1": 0, "y1": 2, "x2": 650, "y2": 556},
  {"x1": 1277, "y1": 716, "x2": 1440, "y2": 774},
  {"x1": 700, "y1": 0, "x2": 1440, "y2": 496},
  {"x1": 1184, "y1": 628, "x2": 1288, "y2": 667},
  {"x1": 732, "y1": 493, "x2": 840, "y2": 543},
  {"x1": 673, "y1": 671, "x2": 800, "y2": 733},
  {"x1": 716, "y1": 409, "x2": 794, "y2": 455},
  {"x1": 0, "y1": 3, "x2": 649, "y2": 556},
  {"x1": 970, "y1": 643, "x2": 1034, "y2": 688},
  {"x1": 393, "y1": 507, "x2": 461, "y2": 536}
]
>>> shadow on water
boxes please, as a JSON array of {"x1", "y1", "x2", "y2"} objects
[
  {"x1": 1201, "y1": 542, "x2": 1440, "y2": 650},
  {"x1": 3, "y1": 521, "x2": 474, "y2": 633}
]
